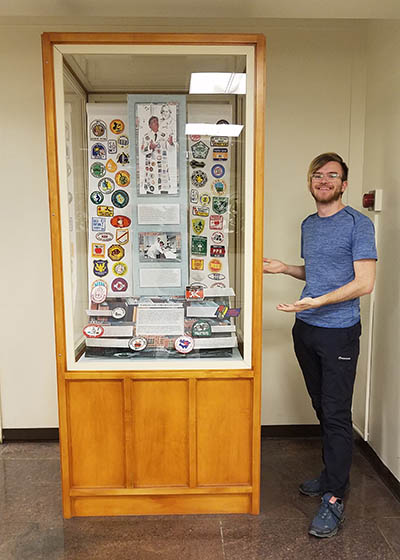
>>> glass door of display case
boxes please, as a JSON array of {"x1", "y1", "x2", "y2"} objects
[{"x1": 42, "y1": 32, "x2": 266, "y2": 518}]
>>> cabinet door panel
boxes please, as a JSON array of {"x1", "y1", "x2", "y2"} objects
[
  {"x1": 197, "y1": 379, "x2": 252, "y2": 486},
  {"x1": 68, "y1": 380, "x2": 126, "y2": 488},
  {"x1": 131, "y1": 380, "x2": 189, "y2": 487}
]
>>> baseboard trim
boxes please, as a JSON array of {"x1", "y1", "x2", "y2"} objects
[
  {"x1": 2, "y1": 428, "x2": 59, "y2": 442},
  {"x1": 261, "y1": 424, "x2": 321, "y2": 438},
  {"x1": 354, "y1": 435, "x2": 400, "y2": 503}
]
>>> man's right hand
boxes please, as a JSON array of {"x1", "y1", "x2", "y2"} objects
[{"x1": 263, "y1": 258, "x2": 288, "y2": 274}]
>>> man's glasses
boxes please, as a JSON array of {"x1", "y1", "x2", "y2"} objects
[{"x1": 311, "y1": 172, "x2": 342, "y2": 181}]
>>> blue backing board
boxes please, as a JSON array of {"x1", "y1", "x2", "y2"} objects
[{"x1": 128, "y1": 95, "x2": 188, "y2": 296}]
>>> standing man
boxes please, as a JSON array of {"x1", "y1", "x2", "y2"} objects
[{"x1": 263, "y1": 153, "x2": 377, "y2": 538}]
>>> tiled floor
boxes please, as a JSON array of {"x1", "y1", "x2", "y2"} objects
[{"x1": 0, "y1": 438, "x2": 399, "y2": 559}]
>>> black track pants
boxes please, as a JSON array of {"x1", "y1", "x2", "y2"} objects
[{"x1": 292, "y1": 318, "x2": 361, "y2": 498}]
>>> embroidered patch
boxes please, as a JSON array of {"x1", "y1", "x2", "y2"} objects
[
  {"x1": 83, "y1": 323, "x2": 104, "y2": 338},
  {"x1": 116, "y1": 152, "x2": 129, "y2": 165},
  {"x1": 192, "y1": 206, "x2": 209, "y2": 217},
  {"x1": 90, "y1": 162, "x2": 106, "y2": 178},
  {"x1": 95, "y1": 232, "x2": 114, "y2": 242},
  {"x1": 191, "y1": 141, "x2": 209, "y2": 159},
  {"x1": 118, "y1": 135, "x2": 129, "y2": 148},
  {"x1": 208, "y1": 272, "x2": 225, "y2": 280},
  {"x1": 111, "y1": 190, "x2": 129, "y2": 208},
  {"x1": 191, "y1": 170, "x2": 208, "y2": 188},
  {"x1": 108, "y1": 244, "x2": 125, "y2": 261},
  {"x1": 192, "y1": 218, "x2": 205, "y2": 234},
  {"x1": 212, "y1": 180, "x2": 227, "y2": 195},
  {"x1": 191, "y1": 236, "x2": 207, "y2": 256},
  {"x1": 115, "y1": 170, "x2": 130, "y2": 187},
  {"x1": 97, "y1": 205, "x2": 114, "y2": 217},
  {"x1": 106, "y1": 159, "x2": 117, "y2": 173},
  {"x1": 90, "y1": 279, "x2": 107, "y2": 304},
  {"x1": 209, "y1": 215, "x2": 223, "y2": 230},
  {"x1": 112, "y1": 261, "x2": 127, "y2": 276},
  {"x1": 191, "y1": 258, "x2": 204, "y2": 270},
  {"x1": 209, "y1": 258, "x2": 222, "y2": 272},
  {"x1": 92, "y1": 243, "x2": 105, "y2": 258},
  {"x1": 91, "y1": 217, "x2": 106, "y2": 231},
  {"x1": 212, "y1": 196, "x2": 228, "y2": 214},
  {"x1": 175, "y1": 335, "x2": 194, "y2": 354},
  {"x1": 210, "y1": 245, "x2": 226, "y2": 257},
  {"x1": 111, "y1": 278, "x2": 128, "y2": 292},
  {"x1": 211, "y1": 164, "x2": 225, "y2": 179},
  {"x1": 110, "y1": 119, "x2": 125, "y2": 134},
  {"x1": 185, "y1": 286, "x2": 204, "y2": 300},
  {"x1": 112, "y1": 307, "x2": 126, "y2": 319},
  {"x1": 90, "y1": 191, "x2": 104, "y2": 205},
  {"x1": 212, "y1": 148, "x2": 228, "y2": 161},
  {"x1": 192, "y1": 320, "x2": 211, "y2": 338},
  {"x1": 128, "y1": 336, "x2": 147, "y2": 351},
  {"x1": 111, "y1": 215, "x2": 131, "y2": 228},
  {"x1": 91, "y1": 143, "x2": 106, "y2": 160},
  {"x1": 211, "y1": 231, "x2": 224, "y2": 244},
  {"x1": 210, "y1": 136, "x2": 229, "y2": 147},
  {"x1": 190, "y1": 189, "x2": 199, "y2": 204},
  {"x1": 98, "y1": 177, "x2": 115, "y2": 194},
  {"x1": 108, "y1": 139, "x2": 117, "y2": 154},
  {"x1": 93, "y1": 259, "x2": 108, "y2": 277},
  {"x1": 116, "y1": 229, "x2": 129, "y2": 245},
  {"x1": 90, "y1": 120, "x2": 107, "y2": 140}
]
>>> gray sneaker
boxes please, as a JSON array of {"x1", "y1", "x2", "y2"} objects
[{"x1": 299, "y1": 477, "x2": 321, "y2": 497}]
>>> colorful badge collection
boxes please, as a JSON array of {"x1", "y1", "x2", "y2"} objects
[
  {"x1": 188, "y1": 133, "x2": 230, "y2": 288},
  {"x1": 87, "y1": 109, "x2": 132, "y2": 298}
]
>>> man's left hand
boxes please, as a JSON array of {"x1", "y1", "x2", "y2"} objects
[{"x1": 276, "y1": 297, "x2": 318, "y2": 312}]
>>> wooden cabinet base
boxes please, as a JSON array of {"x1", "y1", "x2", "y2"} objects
[{"x1": 70, "y1": 493, "x2": 253, "y2": 517}]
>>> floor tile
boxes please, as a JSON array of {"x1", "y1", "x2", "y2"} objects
[
  {"x1": 221, "y1": 516, "x2": 399, "y2": 559},
  {"x1": 377, "y1": 518, "x2": 400, "y2": 556}
]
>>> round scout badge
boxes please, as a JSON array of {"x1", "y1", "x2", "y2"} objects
[
  {"x1": 211, "y1": 231, "x2": 224, "y2": 244},
  {"x1": 111, "y1": 307, "x2": 126, "y2": 319},
  {"x1": 111, "y1": 190, "x2": 129, "y2": 208},
  {"x1": 110, "y1": 119, "x2": 125, "y2": 134},
  {"x1": 91, "y1": 143, "x2": 106, "y2": 160},
  {"x1": 112, "y1": 262, "x2": 127, "y2": 276},
  {"x1": 175, "y1": 335, "x2": 194, "y2": 354},
  {"x1": 192, "y1": 321, "x2": 212, "y2": 338},
  {"x1": 90, "y1": 120, "x2": 107, "y2": 139},
  {"x1": 118, "y1": 135, "x2": 129, "y2": 148},
  {"x1": 191, "y1": 170, "x2": 207, "y2": 188},
  {"x1": 200, "y1": 193, "x2": 211, "y2": 205},
  {"x1": 90, "y1": 191, "x2": 104, "y2": 205},
  {"x1": 211, "y1": 164, "x2": 225, "y2": 179},
  {"x1": 83, "y1": 324, "x2": 104, "y2": 338},
  {"x1": 115, "y1": 170, "x2": 130, "y2": 187},
  {"x1": 128, "y1": 337, "x2": 147, "y2": 352},
  {"x1": 90, "y1": 162, "x2": 106, "y2": 178},
  {"x1": 98, "y1": 177, "x2": 115, "y2": 194},
  {"x1": 111, "y1": 278, "x2": 128, "y2": 292}
]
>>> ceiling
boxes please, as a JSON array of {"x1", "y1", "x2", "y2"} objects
[{"x1": 1, "y1": 0, "x2": 400, "y2": 19}]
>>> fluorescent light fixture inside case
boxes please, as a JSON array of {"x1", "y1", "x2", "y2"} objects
[
  {"x1": 185, "y1": 123, "x2": 244, "y2": 137},
  {"x1": 189, "y1": 73, "x2": 246, "y2": 94}
]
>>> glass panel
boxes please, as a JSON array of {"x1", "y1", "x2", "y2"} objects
[{"x1": 58, "y1": 47, "x2": 253, "y2": 369}]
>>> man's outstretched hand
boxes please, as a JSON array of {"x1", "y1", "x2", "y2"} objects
[{"x1": 276, "y1": 297, "x2": 317, "y2": 312}]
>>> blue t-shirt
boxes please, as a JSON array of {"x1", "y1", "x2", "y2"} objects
[{"x1": 296, "y1": 206, "x2": 377, "y2": 328}]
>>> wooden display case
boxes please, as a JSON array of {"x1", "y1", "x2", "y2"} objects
[{"x1": 41, "y1": 32, "x2": 266, "y2": 518}]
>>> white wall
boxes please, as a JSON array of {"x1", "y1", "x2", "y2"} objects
[
  {"x1": 0, "y1": 18, "x2": 370, "y2": 430},
  {"x1": 362, "y1": 21, "x2": 400, "y2": 482}
]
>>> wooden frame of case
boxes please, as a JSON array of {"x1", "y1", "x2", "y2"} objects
[{"x1": 42, "y1": 32, "x2": 266, "y2": 518}]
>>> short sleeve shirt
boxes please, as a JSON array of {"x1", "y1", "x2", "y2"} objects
[{"x1": 296, "y1": 206, "x2": 377, "y2": 328}]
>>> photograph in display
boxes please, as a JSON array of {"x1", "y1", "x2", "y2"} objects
[
  {"x1": 136, "y1": 102, "x2": 178, "y2": 195},
  {"x1": 139, "y1": 232, "x2": 182, "y2": 262}
]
